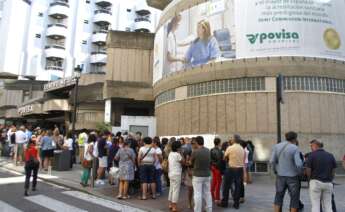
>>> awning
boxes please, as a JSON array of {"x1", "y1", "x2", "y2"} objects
[
  {"x1": 43, "y1": 99, "x2": 70, "y2": 112},
  {"x1": 18, "y1": 103, "x2": 43, "y2": 116},
  {"x1": 5, "y1": 108, "x2": 21, "y2": 118}
]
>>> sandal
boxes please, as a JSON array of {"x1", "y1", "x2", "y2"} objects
[
  {"x1": 122, "y1": 195, "x2": 130, "y2": 200},
  {"x1": 117, "y1": 195, "x2": 123, "y2": 199},
  {"x1": 140, "y1": 196, "x2": 147, "y2": 200}
]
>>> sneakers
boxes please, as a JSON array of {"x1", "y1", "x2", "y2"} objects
[{"x1": 95, "y1": 180, "x2": 105, "y2": 185}]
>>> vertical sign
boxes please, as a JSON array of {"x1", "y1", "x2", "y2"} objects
[{"x1": 104, "y1": 99, "x2": 111, "y2": 123}]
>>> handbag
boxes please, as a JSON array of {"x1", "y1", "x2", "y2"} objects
[
  {"x1": 82, "y1": 159, "x2": 92, "y2": 169},
  {"x1": 161, "y1": 159, "x2": 169, "y2": 173},
  {"x1": 109, "y1": 165, "x2": 120, "y2": 179}
]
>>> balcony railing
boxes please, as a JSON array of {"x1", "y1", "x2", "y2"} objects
[
  {"x1": 134, "y1": 17, "x2": 151, "y2": 23},
  {"x1": 45, "y1": 45, "x2": 65, "y2": 50},
  {"x1": 94, "y1": 9, "x2": 112, "y2": 15}
]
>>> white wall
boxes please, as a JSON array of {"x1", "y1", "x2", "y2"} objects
[
  {"x1": 120, "y1": 115, "x2": 156, "y2": 137},
  {"x1": 0, "y1": 0, "x2": 161, "y2": 81}
]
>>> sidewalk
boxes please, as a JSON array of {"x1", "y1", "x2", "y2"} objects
[{"x1": 1, "y1": 157, "x2": 345, "y2": 212}]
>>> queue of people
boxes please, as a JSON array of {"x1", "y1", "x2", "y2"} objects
[{"x1": 0, "y1": 124, "x2": 343, "y2": 212}]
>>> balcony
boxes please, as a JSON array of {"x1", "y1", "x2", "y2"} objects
[
  {"x1": 92, "y1": 30, "x2": 108, "y2": 46},
  {"x1": 49, "y1": 1, "x2": 69, "y2": 19},
  {"x1": 45, "y1": 45, "x2": 66, "y2": 60},
  {"x1": 134, "y1": 18, "x2": 152, "y2": 32},
  {"x1": 135, "y1": 2, "x2": 151, "y2": 16},
  {"x1": 146, "y1": 0, "x2": 172, "y2": 10},
  {"x1": 90, "y1": 51, "x2": 107, "y2": 65},
  {"x1": 46, "y1": 23, "x2": 68, "y2": 39},
  {"x1": 95, "y1": 0, "x2": 112, "y2": 7},
  {"x1": 93, "y1": 9, "x2": 112, "y2": 26}
]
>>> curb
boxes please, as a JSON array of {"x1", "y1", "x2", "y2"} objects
[{"x1": 0, "y1": 161, "x2": 163, "y2": 212}]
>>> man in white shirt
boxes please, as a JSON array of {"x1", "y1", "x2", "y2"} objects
[{"x1": 15, "y1": 126, "x2": 28, "y2": 165}]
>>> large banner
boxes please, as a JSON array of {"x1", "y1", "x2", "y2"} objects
[
  {"x1": 153, "y1": 0, "x2": 345, "y2": 84},
  {"x1": 235, "y1": 0, "x2": 345, "y2": 60},
  {"x1": 153, "y1": 0, "x2": 235, "y2": 84}
]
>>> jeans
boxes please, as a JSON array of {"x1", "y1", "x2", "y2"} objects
[
  {"x1": 221, "y1": 167, "x2": 243, "y2": 206},
  {"x1": 155, "y1": 169, "x2": 162, "y2": 194},
  {"x1": 310, "y1": 179, "x2": 333, "y2": 212},
  {"x1": 192, "y1": 176, "x2": 212, "y2": 212},
  {"x1": 211, "y1": 165, "x2": 222, "y2": 201},
  {"x1": 168, "y1": 175, "x2": 181, "y2": 203},
  {"x1": 81, "y1": 168, "x2": 91, "y2": 185},
  {"x1": 274, "y1": 176, "x2": 300, "y2": 209},
  {"x1": 25, "y1": 165, "x2": 38, "y2": 190}
]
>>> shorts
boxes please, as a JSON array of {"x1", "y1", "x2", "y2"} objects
[
  {"x1": 274, "y1": 176, "x2": 300, "y2": 209},
  {"x1": 98, "y1": 156, "x2": 108, "y2": 168},
  {"x1": 42, "y1": 149, "x2": 54, "y2": 158},
  {"x1": 139, "y1": 164, "x2": 155, "y2": 183}
]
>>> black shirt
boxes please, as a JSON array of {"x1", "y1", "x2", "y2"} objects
[
  {"x1": 97, "y1": 138, "x2": 107, "y2": 158},
  {"x1": 306, "y1": 149, "x2": 337, "y2": 183}
]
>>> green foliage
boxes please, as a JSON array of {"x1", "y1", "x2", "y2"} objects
[{"x1": 95, "y1": 122, "x2": 111, "y2": 134}]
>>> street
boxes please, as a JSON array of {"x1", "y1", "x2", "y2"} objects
[{"x1": 0, "y1": 168, "x2": 144, "y2": 212}]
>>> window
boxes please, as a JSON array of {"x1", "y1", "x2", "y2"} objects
[
  {"x1": 82, "y1": 40, "x2": 87, "y2": 44},
  {"x1": 35, "y1": 34, "x2": 41, "y2": 38},
  {"x1": 38, "y1": 12, "x2": 43, "y2": 17},
  {"x1": 84, "y1": 20, "x2": 89, "y2": 24},
  {"x1": 86, "y1": 0, "x2": 90, "y2": 3},
  {"x1": 127, "y1": 9, "x2": 131, "y2": 12},
  {"x1": 186, "y1": 77, "x2": 266, "y2": 98},
  {"x1": 284, "y1": 76, "x2": 345, "y2": 93}
]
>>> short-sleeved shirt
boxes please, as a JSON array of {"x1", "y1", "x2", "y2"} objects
[
  {"x1": 191, "y1": 147, "x2": 211, "y2": 177},
  {"x1": 168, "y1": 152, "x2": 182, "y2": 177},
  {"x1": 139, "y1": 146, "x2": 156, "y2": 164},
  {"x1": 224, "y1": 143, "x2": 245, "y2": 168},
  {"x1": 15, "y1": 130, "x2": 27, "y2": 144},
  {"x1": 306, "y1": 149, "x2": 337, "y2": 183},
  {"x1": 41, "y1": 136, "x2": 54, "y2": 150}
]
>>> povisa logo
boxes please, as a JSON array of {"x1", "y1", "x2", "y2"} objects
[{"x1": 246, "y1": 29, "x2": 299, "y2": 44}]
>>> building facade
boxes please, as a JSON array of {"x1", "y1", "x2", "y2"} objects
[
  {"x1": 152, "y1": 0, "x2": 345, "y2": 169},
  {"x1": 0, "y1": 30, "x2": 156, "y2": 136},
  {"x1": 0, "y1": 0, "x2": 160, "y2": 81}
]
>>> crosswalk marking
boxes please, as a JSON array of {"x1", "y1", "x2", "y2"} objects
[
  {"x1": 25, "y1": 195, "x2": 87, "y2": 212},
  {"x1": 0, "y1": 176, "x2": 42, "y2": 185},
  {"x1": 0, "y1": 200, "x2": 23, "y2": 212},
  {"x1": 63, "y1": 191, "x2": 146, "y2": 212}
]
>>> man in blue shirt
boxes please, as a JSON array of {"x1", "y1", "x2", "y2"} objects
[
  {"x1": 270, "y1": 131, "x2": 303, "y2": 212},
  {"x1": 306, "y1": 140, "x2": 337, "y2": 212}
]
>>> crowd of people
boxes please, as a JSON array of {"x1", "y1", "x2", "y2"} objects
[{"x1": 0, "y1": 123, "x2": 344, "y2": 212}]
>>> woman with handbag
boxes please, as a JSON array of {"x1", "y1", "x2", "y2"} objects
[
  {"x1": 115, "y1": 139, "x2": 136, "y2": 199},
  {"x1": 138, "y1": 137, "x2": 157, "y2": 200},
  {"x1": 24, "y1": 138, "x2": 40, "y2": 196},
  {"x1": 80, "y1": 134, "x2": 95, "y2": 187}
]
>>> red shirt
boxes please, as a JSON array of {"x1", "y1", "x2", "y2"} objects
[{"x1": 25, "y1": 145, "x2": 38, "y2": 162}]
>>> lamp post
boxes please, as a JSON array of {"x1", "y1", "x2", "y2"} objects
[
  {"x1": 276, "y1": 74, "x2": 284, "y2": 143},
  {"x1": 71, "y1": 65, "x2": 83, "y2": 135}
]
